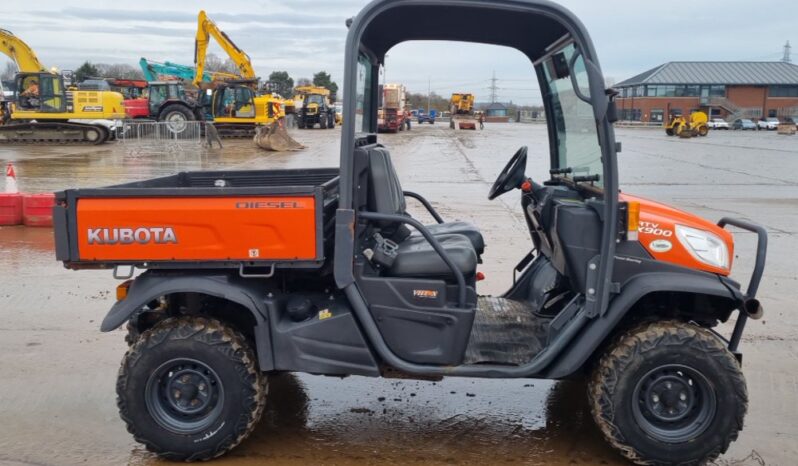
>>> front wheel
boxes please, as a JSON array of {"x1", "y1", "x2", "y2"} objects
[
  {"x1": 588, "y1": 321, "x2": 746, "y2": 465},
  {"x1": 117, "y1": 317, "x2": 267, "y2": 461}
]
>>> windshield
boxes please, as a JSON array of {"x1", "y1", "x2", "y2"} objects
[
  {"x1": 542, "y1": 43, "x2": 602, "y2": 187},
  {"x1": 306, "y1": 94, "x2": 324, "y2": 105}
]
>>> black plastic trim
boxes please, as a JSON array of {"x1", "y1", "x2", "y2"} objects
[
  {"x1": 345, "y1": 283, "x2": 589, "y2": 378},
  {"x1": 99, "y1": 272, "x2": 275, "y2": 370},
  {"x1": 542, "y1": 272, "x2": 742, "y2": 379}
]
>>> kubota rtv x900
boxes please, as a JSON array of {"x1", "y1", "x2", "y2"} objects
[{"x1": 54, "y1": 1, "x2": 766, "y2": 464}]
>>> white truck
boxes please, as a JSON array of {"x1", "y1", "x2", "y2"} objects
[{"x1": 378, "y1": 83, "x2": 407, "y2": 132}]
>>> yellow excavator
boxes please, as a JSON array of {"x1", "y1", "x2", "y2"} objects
[
  {"x1": 194, "y1": 11, "x2": 300, "y2": 150},
  {"x1": 0, "y1": 28, "x2": 125, "y2": 144}
]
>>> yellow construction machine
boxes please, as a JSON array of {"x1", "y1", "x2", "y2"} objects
[
  {"x1": 665, "y1": 111, "x2": 709, "y2": 138},
  {"x1": 293, "y1": 85, "x2": 336, "y2": 129},
  {"x1": 193, "y1": 11, "x2": 299, "y2": 150},
  {"x1": 449, "y1": 93, "x2": 477, "y2": 130},
  {"x1": 0, "y1": 28, "x2": 125, "y2": 144}
]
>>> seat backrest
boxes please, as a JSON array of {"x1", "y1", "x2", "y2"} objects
[
  {"x1": 365, "y1": 146, "x2": 411, "y2": 238},
  {"x1": 367, "y1": 146, "x2": 406, "y2": 215}
]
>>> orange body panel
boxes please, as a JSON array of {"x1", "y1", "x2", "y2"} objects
[
  {"x1": 76, "y1": 196, "x2": 317, "y2": 261},
  {"x1": 621, "y1": 193, "x2": 734, "y2": 276}
]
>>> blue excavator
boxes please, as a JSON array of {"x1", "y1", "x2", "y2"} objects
[{"x1": 138, "y1": 58, "x2": 238, "y2": 83}]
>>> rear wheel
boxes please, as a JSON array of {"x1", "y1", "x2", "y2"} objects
[
  {"x1": 319, "y1": 116, "x2": 327, "y2": 129},
  {"x1": 159, "y1": 105, "x2": 194, "y2": 134},
  {"x1": 697, "y1": 125, "x2": 709, "y2": 136},
  {"x1": 117, "y1": 317, "x2": 267, "y2": 461},
  {"x1": 588, "y1": 320, "x2": 746, "y2": 465}
]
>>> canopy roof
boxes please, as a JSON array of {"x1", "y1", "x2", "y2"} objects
[{"x1": 356, "y1": 1, "x2": 579, "y2": 63}]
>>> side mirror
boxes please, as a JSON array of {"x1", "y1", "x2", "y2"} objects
[{"x1": 605, "y1": 88, "x2": 619, "y2": 123}]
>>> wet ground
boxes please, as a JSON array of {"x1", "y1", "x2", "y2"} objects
[{"x1": 0, "y1": 124, "x2": 795, "y2": 465}]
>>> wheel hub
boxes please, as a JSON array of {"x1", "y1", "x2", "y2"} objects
[
  {"x1": 644, "y1": 375, "x2": 694, "y2": 422},
  {"x1": 632, "y1": 364, "x2": 717, "y2": 443},
  {"x1": 145, "y1": 358, "x2": 224, "y2": 434},
  {"x1": 167, "y1": 369, "x2": 213, "y2": 414}
]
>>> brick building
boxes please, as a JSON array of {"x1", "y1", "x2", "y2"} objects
[{"x1": 614, "y1": 61, "x2": 798, "y2": 123}]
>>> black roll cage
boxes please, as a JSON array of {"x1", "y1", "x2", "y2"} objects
[{"x1": 336, "y1": 0, "x2": 619, "y2": 319}]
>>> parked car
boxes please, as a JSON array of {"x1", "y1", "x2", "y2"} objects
[
  {"x1": 732, "y1": 119, "x2": 756, "y2": 130},
  {"x1": 757, "y1": 117, "x2": 780, "y2": 130},
  {"x1": 707, "y1": 118, "x2": 730, "y2": 130}
]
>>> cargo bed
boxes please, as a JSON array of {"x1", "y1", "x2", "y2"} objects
[{"x1": 54, "y1": 168, "x2": 340, "y2": 271}]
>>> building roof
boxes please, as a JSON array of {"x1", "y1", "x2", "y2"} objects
[
  {"x1": 616, "y1": 61, "x2": 798, "y2": 87},
  {"x1": 485, "y1": 102, "x2": 507, "y2": 110}
]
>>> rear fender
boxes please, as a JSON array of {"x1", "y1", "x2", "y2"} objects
[
  {"x1": 543, "y1": 272, "x2": 743, "y2": 379},
  {"x1": 101, "y1": 272, "x2": 274, "y2": 370}
]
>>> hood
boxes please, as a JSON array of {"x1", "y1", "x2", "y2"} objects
[{"x1": 621, "y1": 193, "x2": 734, "y2": 275}]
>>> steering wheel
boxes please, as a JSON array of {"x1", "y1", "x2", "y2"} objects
[{"x1": 488, "y1": 146, "x2": 528, "y2": 200}]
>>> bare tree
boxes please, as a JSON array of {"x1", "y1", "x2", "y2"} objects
[
  {"x1": 95, "y1": 63, "x2": 145, "y2": 80},
  {"x1": 1, "y1": 62, "x2": 18, "y2": 81},
  {"x1": 204, "y1": 53, "x2": 238, "y2": 75}
]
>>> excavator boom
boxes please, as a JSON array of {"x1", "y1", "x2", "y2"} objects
[
  {"x1": 140, "y1": 57, "x2": 238, "y2": 83},
  {"x1": 0, "y1": 28, "x2": 46, "y2": 72},
  {"x1": 194, "y1": 10, "x2": 256, "y2": 87}
]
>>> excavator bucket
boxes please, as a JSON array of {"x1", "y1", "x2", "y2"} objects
[{"x1": 253, "y1": 120, "x2": 305, "y2": 152}]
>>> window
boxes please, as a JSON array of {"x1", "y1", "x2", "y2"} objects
[
  {"x1": 769, "y1": 86, "x2": 798, "y2": 97},
  {"x1": 650, "y1": 109, "x2": 664, "y2": 122},
  {"x1": 669, "y1": 108, "x2": 682, "y2": 118},
  {"x1": 709, "y1": 85, "x2": 726, "y2": 97},
  {"x1": 543, "y1": 43, "x2": 603, "y2": 187},
  {"x1": 354, "y1": 53, "x2": 373, "y2": 132}
]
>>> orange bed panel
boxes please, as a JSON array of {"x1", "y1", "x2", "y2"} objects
[{"x1": 76, "y1": 196, "x2": 317, "y2": 261}]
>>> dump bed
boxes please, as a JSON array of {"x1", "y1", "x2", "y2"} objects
[{"x1": 54, "y1": 168, "x2": 339, "y2": 270}]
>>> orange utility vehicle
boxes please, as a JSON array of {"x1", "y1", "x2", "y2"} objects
[{"x1": 55, "y1": 1, "x2": 767, "y2": 465}]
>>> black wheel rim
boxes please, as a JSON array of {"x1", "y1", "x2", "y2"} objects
[
  {"x1": 632, "y1": 364, "x2": 716, "y2": 443},
  {"x1": 145, "y1": 358, "x2": 224, "y2": 434}
]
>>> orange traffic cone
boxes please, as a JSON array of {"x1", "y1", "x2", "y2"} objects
[{"x1": 5, "y1": 162, "x2": 18, "y2": 194}]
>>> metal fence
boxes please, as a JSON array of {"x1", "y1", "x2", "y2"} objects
[{"x1": 115, "y1": 120, "x2": 205, "y2": 144}]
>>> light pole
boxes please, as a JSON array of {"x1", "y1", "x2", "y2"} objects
[{"x1": 427, "y1": 76, "x2": 431, "y2": 113}]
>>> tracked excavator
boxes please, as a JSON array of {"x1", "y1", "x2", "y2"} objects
[
  {"x1": 0, "y1": 28, "x2": 125, "y2": 144},
  {"x1": 194, "y1": 11, "x2": 301, "y2": 150}
]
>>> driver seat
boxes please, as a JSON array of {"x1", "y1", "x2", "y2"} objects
[{"x1": 367, "y1": 147, "x2": 485, "y2": 255}]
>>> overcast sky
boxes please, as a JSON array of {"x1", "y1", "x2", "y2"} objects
[{"x1": 2, "y1": 0, "x2": 796, "y2": 104}]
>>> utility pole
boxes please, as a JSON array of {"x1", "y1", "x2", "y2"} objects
[
  {"x1": 427, "y1": 76, "x2": 431, "y2": 112},
  {"x1": 783, "y1": 40, "x2": 792, "y2": 63},
  {"x1": 489, "y1": 70, "x2": 498, "y2": 103}
]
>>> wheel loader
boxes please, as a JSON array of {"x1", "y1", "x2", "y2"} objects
[
  {"x1": 665, "y1": 110, "x2": 709, "y2": 137},
  {"x1": 54, "y1": 1, "x2": 766, "y2": 465},
  {"x1": 449, "y1": 92, "x2": 477, "y2": 129}
]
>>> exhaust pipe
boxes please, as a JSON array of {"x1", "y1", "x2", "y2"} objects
[{"x1": 742, "y1": 298, "x2": 763, "y2": 320}]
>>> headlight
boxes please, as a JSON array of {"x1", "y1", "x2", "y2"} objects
[{"x1": 675, "y1": 225, "x2": 729, "y2": 269}]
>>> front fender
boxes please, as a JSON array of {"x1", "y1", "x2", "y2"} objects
[
  {"x1": 100, "y1": 272, "x2": 270, "y2": 332},
  {"x1": 543, "y1": 272, "x2": 743, "y2": 379}
]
